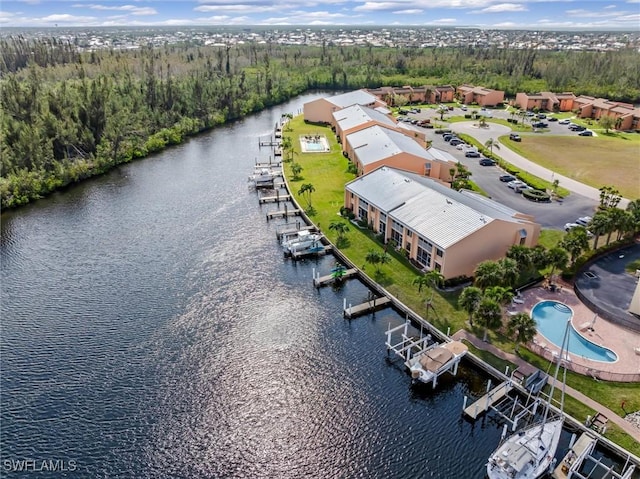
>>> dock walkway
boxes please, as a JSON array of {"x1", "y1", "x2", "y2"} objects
[
  {"x1": 344, "y1": 296, "x2": 391, "y2": 319},
  {"x1": 464, "y1": 381, "x2": 513, "y2": 420},
  {"x1": 313, "y1": 268, "x2": 358, "y2": 287}
]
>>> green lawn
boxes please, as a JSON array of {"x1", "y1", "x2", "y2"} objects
[
  {"x1": 282, "y1": 115, "x2": 640, "y2": 452},
  {"x1": 502, "y1": 135, "x2": 640, "y2": 199}
]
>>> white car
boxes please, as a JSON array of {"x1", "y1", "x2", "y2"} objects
[
  {"x1": 455, "y1": 143, "x2": 468, "y2": 150},
  {"x1": 558, "y1": 119, "x2": 570, "y2": 125},
  {"x1": 507, "y1": 180, "x2": 527, "y2": 189},
  {"x1": 576, "y1": 216, "x2": 592, "y2": 227},
  {"x1": 564, "y1": 222, "x2": 580, "y2": 231}
]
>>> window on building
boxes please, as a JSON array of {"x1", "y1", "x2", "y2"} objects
[
  {"x1": 391, "y1": 219, "x2": 403, "y2": 246},
  {"x1": 379, "y1": 213, "x2": 387, "y2": 237},
  {"x1": 416, "y1": 237, "x2": 433, "y2": 268},
  {"x1": 436, "y1": 248, "x2": 443, "y2": 257},
  {"x1": 358, "y1": 199, "x2": 369, "y2": 221}
]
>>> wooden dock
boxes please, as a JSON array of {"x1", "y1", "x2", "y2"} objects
[
  {"x1": 275, "y1": 223, "x2": 314, "y2": 239},
  {"x1": 313, "y1": 268, "x2": 358, "y2": 287},
  {"x1": 552, "y1": 432, "x2": 597, "y2": 479},
  {"x1": 259, "y1": 138, "x2": 280, "y2": 147},
  {"x1": 255, "y1": 160, "x2": 282, "y2": 168},
  {"x1": 464, "y1": 381, "x2": 513, "y2": 419},
  {"x1": 343, "y1": 296, "x2": 391, "y2": 319},
  {"x1": 266, "y1": 208, "x2": 301, "y2": 220},
  {"x1": 258, "y1": 193, "x2": 291, "y2": 204}
]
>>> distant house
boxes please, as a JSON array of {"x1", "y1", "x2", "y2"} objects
[
  {"x1": 456, "y1": 84, "x2": 505, "y2": 107},
  {"x1": 573, "y1": 96, "x2": 640, "y2": 130},
  {"x1": 303, "y1": 90, "x2": 385, "y2": 124},
  {"x1": 344, "y1": 167, "x2": 540, "y2": 279},
  {"x1": 514, "y1": 92, "x2": 576, "y2": 112},
  {"x1": 367, "y1": 85, "x2": 456, "y2": 105},
  {"x1": 343, "y1": 125, "x2": 456, "y2": 182}
]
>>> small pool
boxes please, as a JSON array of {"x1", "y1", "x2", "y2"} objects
[
  {"x1": 531, "y1": 300, "x2": 618, "y2": 363},
  {"x1": 300, "y1": 135, "x2": 329, "y2": 153}
]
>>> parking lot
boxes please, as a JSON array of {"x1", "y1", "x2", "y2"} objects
[{"x1": 405, "y1": 107, "x2": 600, "y2": 229}]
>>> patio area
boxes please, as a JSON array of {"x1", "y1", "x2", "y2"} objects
[
  {"x1": 299, "y1": 134, "x2": 330, "y2": 153},
  {"x1": 511, "y1": 281, "x2": 640, "y2": 382}
]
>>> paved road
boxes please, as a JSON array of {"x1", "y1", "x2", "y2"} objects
[{"x1": 422, "y1": 120, "x2": 599, "y2": 229}]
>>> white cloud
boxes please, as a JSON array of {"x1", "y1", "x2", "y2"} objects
[
  {"x1": 604, "y1": 4, "x2": 617, "y2": 9},
  {"x1": 393, "y1": 8, "x2": 423, "y2": 14},
  {"x1": 40, "y1": 14, "x2": 98, "y2": 23},
  {"x1": 195, "y1": 4, "x2": 277, "y2": 13},
  {"x1": 431, "y1": 17, "x2": 458, "y2": 24},
  {"x1": 473, "y1": 3, "x2": 528, "y2": 13},
  {"x1": 72, "y1": 4, "x2": 157, "y2": 15}
]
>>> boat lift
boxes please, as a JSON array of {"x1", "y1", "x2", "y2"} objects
[
  {"x1": 552, "y1": 430, "x2": 636, "y2": 479},
  {"x1": 385, "y1": 320, "x2": 465, "y2": 388}
]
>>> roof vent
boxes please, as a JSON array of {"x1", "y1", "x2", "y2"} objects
[{"x1": 404, "y1": 178, "x2": 411, "y2": 183}]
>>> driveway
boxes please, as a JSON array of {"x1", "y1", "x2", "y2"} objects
[{"x1": 424, "y1": 122, "x2": 598, "y2": 229}]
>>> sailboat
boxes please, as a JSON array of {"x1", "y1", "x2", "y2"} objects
[{"x1": 486, "y1": 318, "x2": 571, "y2": 479}]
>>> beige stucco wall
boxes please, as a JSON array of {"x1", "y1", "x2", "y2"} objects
[
  {"x1": 303, "y1": 99, "x2": 337, "y2": 124},
  {"x1": 355, "y1": 151, "x2": 448, "y2": 180},
  {"x1": 343, "y1": 193, "x2": 540, "y2": 279},
  {"x1": 477, "y1": 90, "x2": 505, "y2": 107}
]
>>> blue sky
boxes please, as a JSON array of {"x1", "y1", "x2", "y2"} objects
[{"x1": 1, "y1": 0, "x2": 639, "y2": 29}]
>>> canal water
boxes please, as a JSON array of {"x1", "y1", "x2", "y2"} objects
[{"x1": 0, "y1": 93, "x2": 631, "y2": 478}]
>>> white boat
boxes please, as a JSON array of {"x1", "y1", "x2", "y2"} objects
[
  {"x1": 249, "y1": 168, "x2": 276, "y2": 188},
  {"x1": 486, "y1": 319, "x2": 571, "y2": 479},
  {"x1": 282, "y1": 230, "x2": 323, "y2": 255},
  {"x1": 406, "y1": 340, "x2": 468, "y2": 385}
]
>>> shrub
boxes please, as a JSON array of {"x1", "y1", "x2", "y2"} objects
[{"x1": 522, "y1": 189, "x2": 551, "y2": 202}]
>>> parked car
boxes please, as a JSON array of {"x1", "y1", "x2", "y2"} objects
[
  {"x1": 499, "y1": 174, "x2": 516, "y2": 182},
  {"x1": 525, "y1": 111, "x2": 535, "y2": 117},
  {"x1": 576, "y1": 216, "x2": 592, "y2": 226},
  {"x1": 509, "y1": 133, "x2": 522, "y2": 142},
  {"x1": 455, "y1": 143, "x2": 468, "y2": 150},
  {"x1": 507, "y1": 180, "x2": 527, "y2": 189},
  {"x1": 569, "y1": 124, "x2": 586, "y2": 131},
  {"x1": 558, "y1": 119, "x2": 571, "y2": 125},
  {"x1": 578, "y1": 130, "x2": 593, "y2": 136},
  {"x1": 532, "y1": 122, "x2": 548, "y2": 128},
  {"x1": 450, "y1": 139, "x2": 465, "y2": 146},
  {"x1": 564, "y1": 222, "x2": 580, "y2": 231},
  {"x1": 479, "y1": 158, "x2": 496, "y2": 166},
  {"x1": 537, "y1": 113, "x2": 547, "y2": 119},
  {"x1": 465, "y1": 150, "x2": 481, "y2": 158},
  {"x1": 461, "y1": 105, "x2": 468, "y2": 111},
  {"x1": 547, "y1": 117, "x2": 558, "y2": 122},
  {"x1": 442, "y1": 133, "x2": 455, "y2": 141}
]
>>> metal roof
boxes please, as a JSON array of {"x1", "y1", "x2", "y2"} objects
[
  {"x1": 328, "y1": 90, "x2": 378, "y2": 108},
  {"x1": 347, "y1": 125, "x2": 432, "y2": 167},
  {"x1": 347, "y1": 167, "x2": 532, "y2": 249},
  {"x1": 333, "y1": 104, "x2": 396, "y2": 131}
]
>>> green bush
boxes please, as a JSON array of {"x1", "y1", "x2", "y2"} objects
[{"x1": 522, "y1": 189, "x2": 551, "y2": 202}]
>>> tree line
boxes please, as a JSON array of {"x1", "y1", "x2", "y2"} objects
[{"x1": 1, "y1": 39, "x2": 639, "y2": 208}]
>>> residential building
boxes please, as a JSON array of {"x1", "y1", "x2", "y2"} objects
[
  {"x1": 332, "y1": 104, "x2": 427, "y2": 147},
  {"x1": 367, "y1": 85, "x2": 456, "y2": 105},
  {"x1": 344, "y1": 167, "x2": 540, "y2": 279},
  {"x1": 303, "y1": 90, "x2": 384, "y2": 124},
  {"x1": 514, "y1": 92, "x2": 576, "y2": 112},
  {"x1": 456, "y1": 84, "x2": 505, "y2": 107},
  {"x1": 343, "y1": 125, "x2": 453, "y2": 180},
  {"x1": 573, "y1": 96, "x2": 640, "y2": 130}
]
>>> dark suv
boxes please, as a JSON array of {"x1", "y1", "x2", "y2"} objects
[{"x1": 509, "y1": 133, "x2": 521, "y2": 142}]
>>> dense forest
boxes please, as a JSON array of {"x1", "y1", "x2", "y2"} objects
[{"x1": 1, "y1": 37, "x2": 639, "y2": 209}]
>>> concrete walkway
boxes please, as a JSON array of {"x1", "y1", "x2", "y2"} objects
[
  {"x1": 449, "y1": 121, "x2": 630, "y2": 207},
  {"x1": 452, "y1": 329, "x2": 640, "y2": 443}
]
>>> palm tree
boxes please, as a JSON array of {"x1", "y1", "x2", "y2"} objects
[
  {"x1": 436, "y1": 105, "x2": 448, "y2": 121},
  {"x1": 291, "y1": 162, "x2": 303, "y2": 180},
  {"x1": 498, "y1": 257, "x2": 519, "y2": 288},
  {"x1": 506, "y1": 245, "x2": 533, "y2": 271},
  {"x1": 297, "y1": 183, "x2": 315, "y2": 209},
  {"x1": 474, "y1": 297, "x2": 502, "y2": 342},
  {"x1": 626, "y1": 199, "x2": 640, "y2": 236},
  {"x1": 589, "y1": 210, "x2": 612, "y2": 250},
  {"x1": 474, "y1": 260, "x2": 503, "y2": 290},
  {"x1": 507, "y1": 313, "x2": 537, "y2": 354},
  {"x1": 365, "y1": 250, "x2": 390, "y2": 274},
  {"x1": 329, "y1": 220, "x2": 349, "y2": 242},
  {"x1": 598, "y1": 185, "x2": 621, "y2": 210},
  {"x1": 459, "y1": 286, "x2": 482, "y2": 326},
  {"x1": 546, "y1": 247, "x2": 569, "y2": 280},
  {"x1": 413, "y1": 270, "x2": 444, "y2": 294},
  {"x1": 484, "y1": 285, "x2": 515, "y2": 323},
  {"x1": 605, "y1": 207, "x2": 626, "y2": 244},
  {"x1": 559, "y1": 227, "x2": 589, "y2": 265},
  {"x1": 484, "y1": 138, "x2": 500, "y2": 156}
]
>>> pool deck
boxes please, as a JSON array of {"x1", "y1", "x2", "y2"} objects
[{"x1": 510, "y1": 282, "x2": 640, "y2": 380}]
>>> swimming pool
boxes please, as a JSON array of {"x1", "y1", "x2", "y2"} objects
[{"x1": 531, "y1": 300, "x2": 618, "y2": 363}]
